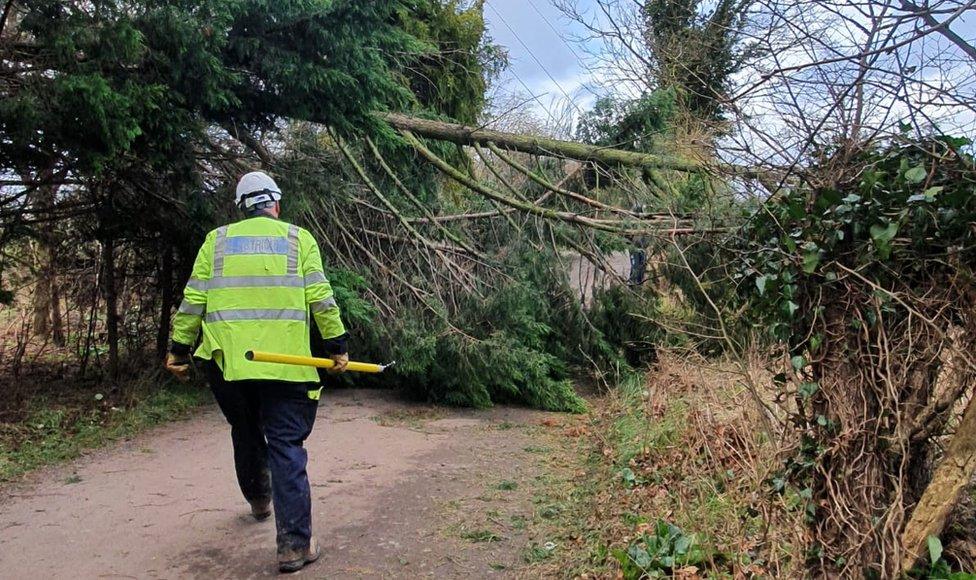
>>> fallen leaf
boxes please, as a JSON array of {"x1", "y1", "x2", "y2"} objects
[{"x1": 564, "y1": 426, "x2": 589, "y2": 437}]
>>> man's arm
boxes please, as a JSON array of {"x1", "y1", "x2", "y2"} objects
[
  {"x1": 300, "y1": 230, "x2": 348, "y2": 365},
  {"x1": 170, "y1": 231, "x2": 215, "y2": 355}
]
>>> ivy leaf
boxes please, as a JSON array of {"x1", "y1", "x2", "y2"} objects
[
  {"x1": 799, "y1": 382, "x2": 818, "y2": 399},
  {"x1": 905, "y1": 165, "x2": 927, "y2": 184},
  {"x1": 871, "y1": 223, "x2": 899, "y2": 243},
  {"x1": 810, "y1": 334, "x2": 823, "y2": 352},
  {"x1": 791, "y1": 355, "x2": 806, "y2": 370},
  {"x1": 755, "y1": 275, "x2": 767, "y2": 295},
  {"x1": 927, "y1": 535, "x2": 943, "y2": 565},
  {"x1": 940, "y1": 135, "x2": 971, "y2": 149},
  {"x1": 870, "y1": 222, "x2": 899, "y2": 259},
  {"x1": 786, "y1": 198, "x2": 806, "y2": 219},
  {"x1": 802, "y1": 250, "x2": 820, "y2": 274},
  {"x1": 674, "y1": 534, "x2": 692, "y2": 555},
  {"x1": 786, "y1": 300, "x2": 799, "y2": 317}
]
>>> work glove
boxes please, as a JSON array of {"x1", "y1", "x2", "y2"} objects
[
  {"x1": 328, "y1": 352, "x2": 349, "y2": 374},
  {"x1": 164, "y1": 352, "x2": 192, "y2": 383}
]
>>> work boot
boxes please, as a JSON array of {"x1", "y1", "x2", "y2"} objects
[
  {"x1": 249, "y1": 498, "x2": 272, "y2": 521},
  {"x1": 278, "y1": 537, "x2": 321, "y2": 574}
]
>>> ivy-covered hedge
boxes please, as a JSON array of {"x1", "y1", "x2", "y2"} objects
[{"x1": 736, "y1": 136, "x2": 976, "y2": 575}]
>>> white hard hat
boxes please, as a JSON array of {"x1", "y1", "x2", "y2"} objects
[{"x1": 235, "y1": 171, "x2": 282, "y2": 209}]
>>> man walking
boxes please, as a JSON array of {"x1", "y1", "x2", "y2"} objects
[{"x1": 164, "y1": 171, "x2": 349, "y2": 573}]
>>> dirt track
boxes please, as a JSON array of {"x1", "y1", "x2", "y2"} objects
[{"x1": 0, "y1": 389, "x2": 567, "y2": 579}]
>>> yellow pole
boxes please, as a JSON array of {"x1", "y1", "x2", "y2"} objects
[{"x1": 245, "y1": 351, "x2": 391, "y2": 374}]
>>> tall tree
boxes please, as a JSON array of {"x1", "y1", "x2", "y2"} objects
[
  {"x1": 0, "y1": 0, "x2": 424, "y2": 372},
  {"x1": 641, "y1": 0, "x2": 754, "y2": 121},
  {"x1": 397, "y1": 0, "x2": 507, "y2": 124}
]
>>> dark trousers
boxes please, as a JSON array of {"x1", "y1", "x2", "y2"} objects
[
  {"x1": 205, "y1": 363, "x2": 319, "y2": 552},
  {"x1": 629, "y1": 248, "x2": 647, "y2": 285}
]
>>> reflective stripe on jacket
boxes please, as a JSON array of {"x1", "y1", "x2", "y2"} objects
[{"x1": 171, "y1": 216, "x2": 346, "y2": 382}]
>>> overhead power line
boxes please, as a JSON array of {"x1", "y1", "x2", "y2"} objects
[
  {"x1": 485, "y1": 3, "x2": 587, "y2": 117},
  {"x1": 523, "y1": 0, "x2": 600, "y2": 99}
]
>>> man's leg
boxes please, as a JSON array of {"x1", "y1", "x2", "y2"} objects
[
  {"x1": 633, "y1": 249, "x2": 647, "y2": 285},
  {"x1": 259, "y1": 389, "x2": 318, "y2": 554},
  {"x1": 629, "y1": 250, "x2": 641, "y2": 285},
  {"x1": 205, "y1": 362, "x2": 272, "y2": 505}
]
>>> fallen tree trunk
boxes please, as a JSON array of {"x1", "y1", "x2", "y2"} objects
[
  {"x1": 400, "y1": 130, "x2": 708, "y2": 237},
  {"x1": 380, "y1": 112, "x2": 761, "y2": 179}
]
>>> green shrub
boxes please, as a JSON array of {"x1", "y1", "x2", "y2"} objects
[
  {"x1": 587, "y1": 284, "x2": 663, "y2": 368},
  {"x1": 323, "y1": 247, "x2": 613, "y2": 412},
  {"x1": 613, "y1": 520, "x2": 711, "y2": 579}
]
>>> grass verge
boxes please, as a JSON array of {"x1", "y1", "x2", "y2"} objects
[
  {"x1": 524, "y1": 352, "x2": 805, "y2": 578},
  {"x1": 0, "y1": 377, "x2": 210, "y2": 482}
]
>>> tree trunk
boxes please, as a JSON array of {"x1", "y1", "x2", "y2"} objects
[
  {"x1": 156, "y1": 244, "x2": 174, "y2": 360},
  {"x1": 31, "y1": 240, "x2": 51, "y2": 338},
  {"x1": 30, "y1": 246, "x2": 65, "y2": 346},
  {"x1": 809, "y1": 300, "x2": 891, "y2": 576},
  {"x1": 30, "y1": 181, "x2": 55, "y2": 339},
  {"x1": 50, "y1": 273, "x2": 64, "y2": 346},
  {"x1": 900, "y1": 392, "x2": 976, "y2": 574},
  {"x1": 101, "y1": 236, "x2": 119, "y2": 380},
  {"x1": 381, "y1": 112, "x2": 757, "y2": 176}
]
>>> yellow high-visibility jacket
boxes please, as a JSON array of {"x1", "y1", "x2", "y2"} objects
[{"x1": 171, "y1": 216, "x2": 346, "y2": 383}]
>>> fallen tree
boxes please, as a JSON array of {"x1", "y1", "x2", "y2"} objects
[{"x1": 380, "y1": 112, "x2": 761, "y2": 179}]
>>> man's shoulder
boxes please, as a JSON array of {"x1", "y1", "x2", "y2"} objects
[
  {"x1": 202, "y1": 226, "x2": 225, "y2": 242},
  {"x1": 293, "y1": 224, "x2": 317, "y2": 243}
]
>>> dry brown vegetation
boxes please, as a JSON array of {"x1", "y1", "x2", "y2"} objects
[{"x1": 520, "y1": 351, "x2": 805, "y2": 578}]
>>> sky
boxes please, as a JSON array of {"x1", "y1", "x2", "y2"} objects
[
  {"x1": 484, "y1": 1, "x2": 976, "y2": 134},
  {"x1": 483, "y1": 0, "x2": 599, "y2": 122}
]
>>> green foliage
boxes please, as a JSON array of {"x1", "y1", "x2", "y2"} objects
[
  {"x1": 915, "y1": 535, "x2": 976, "y2": 580},
  {"x1": 587, "y1": 285, "x2": 663, "y2": 368},
  {"x1": 0, "y1": 381, "x2": 209, "y2": 481},
  {"x1": 324, "y1": 268, "x2": 377, "y2": 330},
  {"x1": 738, "y1": 137, "x2": 976, "y2": 351},
  {"x1": 523, "y1": 542, "x2": 556, "y2": 562},
  {"x1": 737, "y1": 137, "x2": 976, "y2": 571},
  {"x1": 641, "y1": 0, "x2": 755, "y2": 121},
  {"x1": 396, "y1": 1, "x2": 506, "y2": 124},
  {"x1": 576, "y1": 89, "x2": 676, "y2": 151},
  {"x1": 391, "y1": 273, "x2": 587, "y2": 412},
  {"x1": 613, "y1": 520, "x2": 710, "y2": 579},
  {"x1": 313, "y1": 241, "x2": 588, "y2": 412},
  {"x1": 499, "y1": 236, "x2": 660, "y2": 378},
  {"x1": 5, "y1": 1, "x2": 416, "y2": 169}
]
